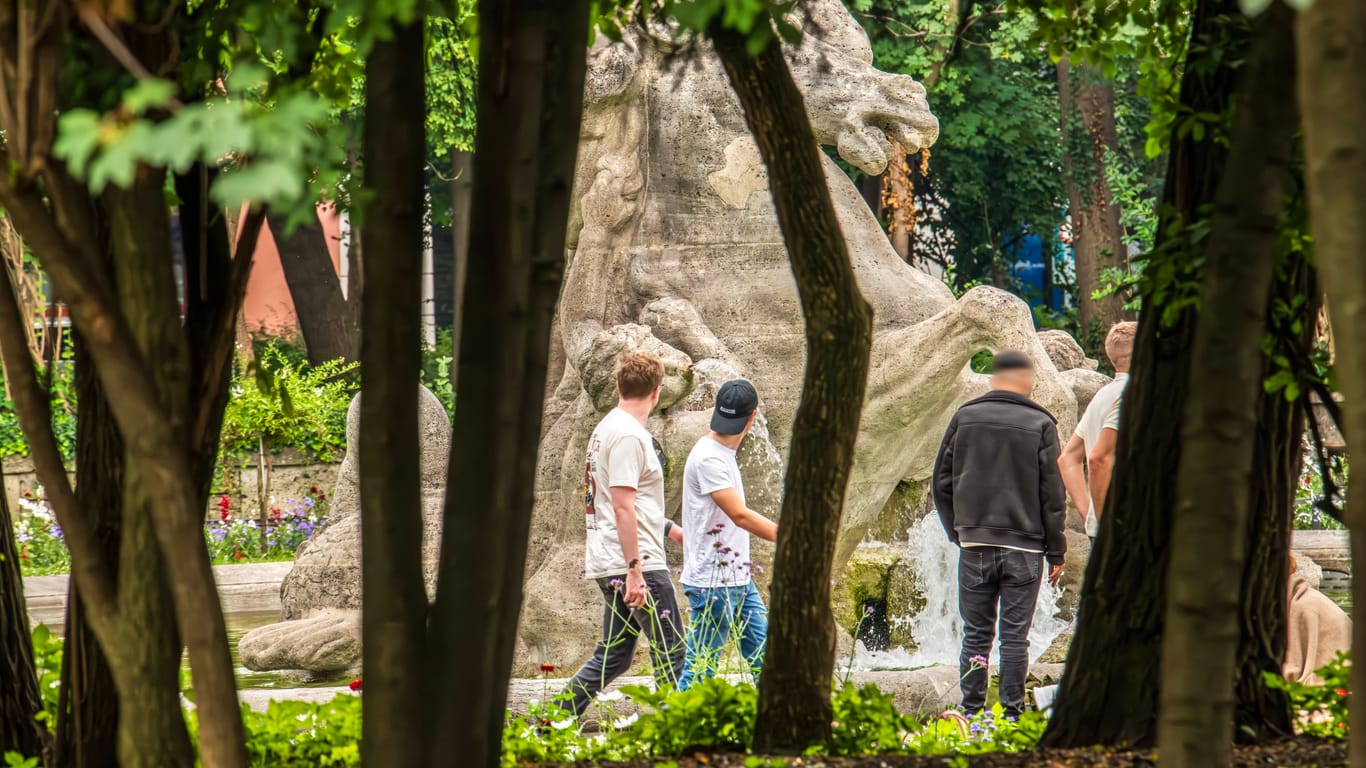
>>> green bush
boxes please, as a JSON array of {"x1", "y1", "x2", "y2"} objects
[
  {"x1": 220, "y1": 343, "x2": 357, "y2": 462},
  {"x1": 1267, "y1": 651, "x2": 1350, "y2": 738},
  {"x1": 239, "y1": 696, "x2": 361, "y2": 766}
]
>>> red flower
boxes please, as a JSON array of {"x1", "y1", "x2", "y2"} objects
[
  {"x1": 234, "y1": 549, "x2": 244, "y2": 561},
  {"x1": 540, "y1": 663, "x2": 556, "y2": 674},
  {"x1": 309, "y1": 486, "x2": 320, "y2": 495},
  {"x1": 21, "y1": 545, "x2": 28, "y2": 562},
  {"x1": 348, "y1": 679, "x2": 363, "y2": 691},
  {"x1": 1337, "y1": 688, "x2": 1349, "y2": 698}
]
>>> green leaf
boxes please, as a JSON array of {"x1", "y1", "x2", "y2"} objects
[
  {"x1": 122, "y1": 78, "x2": 177, "y2": 114},
  {"x1": 51, "y1": 111, "x2": 103, "y2": 177}
]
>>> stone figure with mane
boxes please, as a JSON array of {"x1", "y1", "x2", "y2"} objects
[{"x1": 242, "y1": 1, "x2": 1104, "y2": 678}]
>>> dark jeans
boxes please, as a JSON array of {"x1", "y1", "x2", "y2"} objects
[
  {"x1": 958, "y1": 547, "x2": 1043, "y2": 718},
  {"x1": 560, "y1": 569, "x2": 685, "y2": 716}
]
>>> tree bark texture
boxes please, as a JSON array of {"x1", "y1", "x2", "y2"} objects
[
  {"x1": 0, "y1": 453, "x2": 45, "y2": 759},
  {"x1": 1233, "y1": 244, "x2": 1314, "y2": 743},
  {"x1": 428, "y1": 3, "x2": 590, "y2": 767},
  {"x1": 1057, "y1": 56, "x2": 1129, "y2": 348},
  {"x1": 1297, "y1": 1, "x2": 1366, "y2": 762},
  {"x1": 358, "y1": 19, "x2": 430, "y2": 768},
  {"x1": 449, "y1": 149, "x2": 472, "y2": 393},
  {"x1": 1157, "y1": 8, "x2": 1298, "y2": 765},
  {"x1": 54, "y1": 341, "x2": 122, "y2": 768},
  {"x1": 711, "y1": 27, "x2": 875, "y2": 754},
  {"x1": 104, "y1": 175, "x2": 201, "y2": 767},
  {"x1": 270, "y1": 213, "x2": 357, "y2": 364},
  {"x1": 1041, "y1": 0, "x2": 1244, "y2": 748}
]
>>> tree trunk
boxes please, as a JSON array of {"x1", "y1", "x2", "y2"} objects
[
  {"x1": 270, "y1": 213, "x2": 357, "y2": 364},
  {"x1": 52, "y1": 340, "x2": 123, "y2": 768},
  {"x1": 358, "y1": 18, "x2": 430, "y2": 768},
  {"x1": 1057, "y1": 55, "x2": 1128, "y2": 347},
  {"x1": 1041, "y1": 0, "x2": 1245, "y2": 748},
  {"x1": 0, "y1": 448, "x2": 45, "y2": 759},
  {"x1": 1157, "y1": 8, "x2": 1298, "y2": 765},
  {"x1": 104, "y1": 175, "x2": 198, "y2": 767},
  {"x1": 449, "y1": 149, "x2": 472, "y2": 392},
  {"x1": 1296, "y1": 1, "x2": 1366, "y2": 762},
  {"x1": 427, "y1": 3, "x2": 591, "y2": 767},
  {"x1": 1233, "y1": 243, "x2": 1313, "y2": 743},
  {"x1": 712, "y1": 26, "x2": 875, "y2": 755}
]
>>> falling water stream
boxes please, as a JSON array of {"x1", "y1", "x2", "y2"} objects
[{"x1": 852, "y1": 513, "x2": 1070, "y2": 670}]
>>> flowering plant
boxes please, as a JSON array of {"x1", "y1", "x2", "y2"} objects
[
  {"x1": 1266, "y1": 651, "x2": 1350, "y2": 738},
  {"x1": 13, "y1": 489, "x2": 70, "y2": 575},
  {"x1": 204, "y1": 488, "x2": 328, "y2": 563}
]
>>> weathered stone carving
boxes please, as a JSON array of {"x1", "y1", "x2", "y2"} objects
[{"x1": 521, "y1": 1, "x2": 1083, "y2": 672}]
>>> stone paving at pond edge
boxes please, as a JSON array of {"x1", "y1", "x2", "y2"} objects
[{"x1": 24, "y1": 561, "x2": 293, "y2": 628}]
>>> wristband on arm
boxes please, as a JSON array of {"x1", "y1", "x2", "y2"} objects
[{"x1": 664, "y1": 520, "x2": 674, "y2": 537}]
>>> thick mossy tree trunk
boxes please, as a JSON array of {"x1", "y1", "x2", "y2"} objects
[
  {"x1": 0, "y1": 456, "x2": 44, "y2": 758},
  {"x1": 711, "y1": 26, "x2": 875, "y2": 755},
  {"x1": 428, "y1": 3, "x2": 591, "y2": 767},
  {"x1": 357, "y1": 18, "x2": 430, "y2": 768},
  {"x1": 1157, "y1": 8, "x2": 1298, "y2": 765},
  {"x1": 1041, "y1": 0, "x2": 1245, "y2": 748},
  {"x1": 1297, "y1": 0, "x2": 1366, "y2": 760},
  {"x1": 1057, "y1": 56, "x2": 1129, "y2": 344},
  {"x1": 270, "y1": 213, "x2": 357, "y2": 364}
]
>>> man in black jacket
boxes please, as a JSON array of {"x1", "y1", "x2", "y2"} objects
[{"x1": 933, "y1": 350, "x2": 1066, "y2": 719}]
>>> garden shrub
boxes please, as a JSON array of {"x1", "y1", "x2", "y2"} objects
[{"x1": 1267, "y1": 651, "x2": 1350, "y2": 738}]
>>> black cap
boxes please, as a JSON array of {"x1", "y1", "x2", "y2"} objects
[
  {"x1": 991, "y1": 350, "x2": 1034, "y2": 373},
  {"x1": 712, "y1": 379, "x2": 758, "y2": 435}
]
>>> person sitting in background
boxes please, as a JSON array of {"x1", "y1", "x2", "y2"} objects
[{"x1": 1284, "y1": 553, "x2": 1351, "y2": 685}]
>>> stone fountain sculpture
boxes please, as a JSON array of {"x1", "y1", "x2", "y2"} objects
[
  {"x1": 519, "y1": 1, "x2": 1094, "y2": 672},
  {"x1": 242, "y1": 1, "x2": 1104, "y2": 677}
]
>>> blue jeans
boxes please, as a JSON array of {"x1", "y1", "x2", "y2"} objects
[{"x1": 677, "y1": 581, "x2": 768, "y2": 690}]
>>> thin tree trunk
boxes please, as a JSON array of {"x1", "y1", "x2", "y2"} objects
[
  {"x1": 1041, "y1": 0, "x2": 1244, "y2": 747},
  {"x1": 428, "y1": 3, "x2": 591, "y2": 766},
  {"x1": 1057, "y1": 56, "x2": 1128, "y2": 347},
  {"x1": 1296, "y1": 1, "x2": 1366, "y2": 762},
  {"x1": 52, "y1": 332, "x2": 123, "y2": 768},
  {"x1": 0, "y1": 453, "x2": 44, "y2": 758},
  {"x1": 358, "y1": 18, "x2": 430, "y2": 768},
  {"x1": 712, "y1": 26, "x2": 875, "y2": 754},
  {"x1": 1157, "y1": 8, "x2": 1298, "y2": 765},
  {"x1": 449, "y1": 149, "x2": 472, "y2": 393},
  {"x1": 343, "y1": 112, "x2": 364, "y2": 310},
  {"x1": 1234, "y1": 243, "x2": 1312, "y2": 742},
  {"x1": 270, "y1": 213, "x2": 357, "y2": 365}
]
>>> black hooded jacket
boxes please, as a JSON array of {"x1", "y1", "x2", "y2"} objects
[{"x1": 932, "y1": 390, "x2": 1067, "y2": 565}]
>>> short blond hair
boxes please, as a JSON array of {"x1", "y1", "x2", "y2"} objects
[
  {"x1": 616, "y1": 351, "x2": 665, "y2": 399},
  {"x1": 1105, "y1": 321, "x2": 1138, "y2": 371}
]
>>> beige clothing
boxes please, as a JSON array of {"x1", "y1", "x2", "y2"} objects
[
  {"x1": 1075, "y1": 372, "x2": 1128, "y2": 537},
  {"x1": 1283, "y1": 571, "x2": 1352, "y2": 685},
  {"x1": 582, "y1": 407, "x2": 668, "y2": 578}
]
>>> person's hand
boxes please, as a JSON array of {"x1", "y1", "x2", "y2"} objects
[
  {"x1": 624, "y1": 569, "x2": 648, "y2": 609},
  {"x1": 1048, "y1": 563, "x2": 1064, "y2": 587}
]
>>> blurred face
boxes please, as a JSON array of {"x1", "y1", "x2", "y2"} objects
[{"x1": 990, "y1": 368, "x2": 1035, "y2": 395}]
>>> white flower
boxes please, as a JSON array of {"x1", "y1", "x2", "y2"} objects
[
  {"x1": 612, "y1": 713, "x2": 639, "y2": 729},
  {"x1": 596, "y1": 690, "x2": 624, "y2": 703},
  {"x1": 551, "y1": 718, "x2": 575, "y2": 731}
]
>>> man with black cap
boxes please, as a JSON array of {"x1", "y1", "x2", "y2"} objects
[
  {"x1": 676, "y1": 379, "x2": 779, "y2": 690},
  {"x1": 933, "y1": 350, "x2": 1066, "y2": 719}
]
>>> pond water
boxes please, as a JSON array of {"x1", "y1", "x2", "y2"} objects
[{"x1": 181, "y1": 610, "x2": 348, "y2": 690}]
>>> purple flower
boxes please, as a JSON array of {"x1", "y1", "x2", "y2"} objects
[
  {"x1": 661, "y1": 609, "x2": 671, "y2": 618},
  {"x1": 51, "y1": 524, "x2": 63, "y2": 539},
  {"x1": 969, "y1": 654, "x2": 988, "y2": 668}
]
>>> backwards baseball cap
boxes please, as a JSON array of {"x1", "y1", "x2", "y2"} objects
[
  {"x1": 712, "y1": 379, "x2": 759, "y2": 435},
  {"x1": 990, "y1": 350, "x2": 1034, "y2": 373}
]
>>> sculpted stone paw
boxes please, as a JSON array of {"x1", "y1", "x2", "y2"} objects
[
  {"x1": 578, "y1": 324, "x2": 694, "y2": 412},
  {"x1": 238, "y1": 610, "x2": 361, "y2": 675}
]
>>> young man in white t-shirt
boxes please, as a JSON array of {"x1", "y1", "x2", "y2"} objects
[
  {"x1": 676, "y1": 379, "x2": 779, "y2": 690},
  {"x1": 1058, "y1": 321, "x2": 1136, "y2": 544},
  {"x1": 560, "y1": 351, "x2": 684, "y2": 716}
]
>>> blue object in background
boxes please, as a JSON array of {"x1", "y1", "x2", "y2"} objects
[{"x1": 1008, "y1": 234, "x2": 1070, "y2": 311}]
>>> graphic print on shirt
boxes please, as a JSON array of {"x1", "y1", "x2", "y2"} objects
[{"x1": 583, "y1": 435, "x2": 600, "y2": 530}]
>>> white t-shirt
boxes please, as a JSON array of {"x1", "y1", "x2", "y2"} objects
[
  {"x1": 681, "y1": 436, "x2": 753, "y2": 588},
  {"x1": 1075, "y1": 372, "x2": 1128, "y2": 536},
  {"x1": 582, "y1": 408, "x2": 668, "y2": 579}
]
